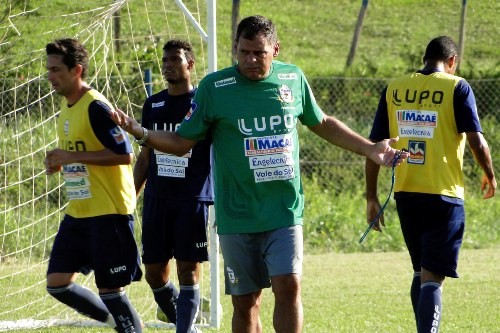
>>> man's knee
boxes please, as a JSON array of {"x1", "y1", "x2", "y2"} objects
[
  {"x1": 271, "y1": 274, "x2": 301, "y2": 298},
  {"x1": 144, "y1": 262, "x2": 170, "y2": 287},
  {"x1": 232, "y1": 291, "x2": 262, "y2": 313},
  {"x1": 421, "y1": 268, "x2": 445, "y2": 284},
  {"x1": 176, "y1": 260, "x2": 200, "y2": 285}
]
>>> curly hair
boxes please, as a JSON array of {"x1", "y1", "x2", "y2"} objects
[
  {"x1": 163, "y1": 39, "x2": 195, "y2": 62},
  {"x1": 46, "y1": 38, "x2": 89, "y2": 78}
]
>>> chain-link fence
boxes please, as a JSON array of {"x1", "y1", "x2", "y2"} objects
[{"x1": 1, "y1": 76, "x2": 498, "y2": 196}]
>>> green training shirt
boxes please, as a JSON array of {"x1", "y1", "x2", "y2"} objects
[{"x1": 177, "y1": 60, "x2": 324, "y2": 234}]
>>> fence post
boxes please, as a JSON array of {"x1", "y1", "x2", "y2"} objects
[
  {"x1": 345, "y1": 0, "x2": 369, "y2": 69},
  {"x1": 144, "y1": 68, "x2": 152, "y2": 97},
  {"x1": 457, "y1": 0, "x2": 467, "y2": 73}
]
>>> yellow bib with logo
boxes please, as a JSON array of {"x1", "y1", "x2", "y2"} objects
[
  {"x1": 57, "y1": 90, "x2": 135, "y2": 217},
  {"x1": 386, "y1": 72, "x2": 466, "y2": 199}
]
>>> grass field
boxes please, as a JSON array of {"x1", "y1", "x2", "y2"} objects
[{"x1": 4, "y1": 248, "x2": 499, "y2": 333}]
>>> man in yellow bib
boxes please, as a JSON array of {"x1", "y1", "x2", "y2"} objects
[
  {"x1": 44, "y1": 38, "x2": 143, "y2": 333},
  {"x1": 366, "y1": 36, "x2": 496, "y2": 332}
]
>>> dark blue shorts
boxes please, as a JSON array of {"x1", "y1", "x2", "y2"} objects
[
  {"x1": 47, "y1": 214, "x2": 143, "y2": 289},
  {"x1": 396, "y1": 197, "x2": 465, "y2": 278},
  {"x1": 141, "y1": 196, "x2": 210, "y2": 264}
]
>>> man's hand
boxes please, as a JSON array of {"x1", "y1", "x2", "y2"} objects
[
  {"x1": 481, "y1": 174, "x2": 497, "y2": 199},
  {"x1": 368, "y1": 137, "x2": 409, "y2": 167},
  {"x1": 366, "y1": 198, "x2": 385, "y2": 232},
  {"x1": 45, "y1": 149, "x2": 68, "y2": 175},
  {"x1": 110, "y1": 108, "x2": 143, "y2": 138}
]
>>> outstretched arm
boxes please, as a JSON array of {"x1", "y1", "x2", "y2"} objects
[
  {"x1": 466, "y1": 132, "x2": 496, "y2": 199},
  {"x1": 307, "y1": 114, "x2": 408, "y2": 167},
  {"x1": 110, "y1": 108, "x2": 197, "y2": 156},
  {"x1": 365, "y1": 157, "x2": 384, "y2": 231}
]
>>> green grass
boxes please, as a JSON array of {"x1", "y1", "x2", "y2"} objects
[
  {"x1": 2, "y1": 1, "x2": 499, "y2": 78},
  {"x1": 216, "y1": 0, "x2": 500, "y2": 77},
  {"x1": 4, "y1": 248, "x2": 499, "y2": 332}
]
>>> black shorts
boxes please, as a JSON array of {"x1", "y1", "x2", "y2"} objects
[
  {"x1": 47, "y1": 214, "x2": 143, "y2": 289},
  {"x1": 141, "y1": 196, "x2": 210, "y2": 264},
  {"x1": 397, "y1": 197, "x2": 465, "y2": 278}
]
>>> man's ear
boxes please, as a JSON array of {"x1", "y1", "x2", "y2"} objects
[
  {"x1": 273, "y1": 42, "x2": 280, "y2": 57},
  {"x1": 187, "y1": 59, "x2": 195, "y2": 70},
  {"x1": 446, "y1": 55, "x2": 459, "y2": 74},
  {"x1": 73, "y1": 64, "x2": 83, "y2": 78}
]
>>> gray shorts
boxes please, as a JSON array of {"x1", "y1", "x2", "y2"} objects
[{"x1": 219, "y1": 225, "x2": 303, "y2": 295}]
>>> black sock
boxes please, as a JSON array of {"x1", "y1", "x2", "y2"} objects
[
  {"x1": 47, "y1": 283, "x2": 111, "y2": 323},
  {"x1": 176, "y1": 284, "x2": 200, "y2": 333},
  {"x1": 152, "y1": 280, "x2": 179, "y2": 323},
  {"x1": 417, "y1": 282, "x2": 442, "y2": 333},
  {"x1": 100, "y1": 291, "x2": 142, "y2": 333},
  {"x1": 410, "y1": 272, "x2": 421, "y2": 327}
]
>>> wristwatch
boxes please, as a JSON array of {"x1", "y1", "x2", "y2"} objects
[{"x1": 135, "y1": 127, "x2": 149, "y2": 145}]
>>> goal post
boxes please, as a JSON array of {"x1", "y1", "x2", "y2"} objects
[{"x1": 0, "y1": 0, "x2": 220, "y2": 330}]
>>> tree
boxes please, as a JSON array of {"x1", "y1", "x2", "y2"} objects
[{"x1": 231, "y1": 0, "x2": 240, "y2": 65}]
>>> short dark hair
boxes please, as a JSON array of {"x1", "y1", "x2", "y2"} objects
[
  {"x1": 423, "y1": 36, "x2": 459, "y2": 63},
  {"x1": 235, "y1": 15, "x2": 278, "y2": 45},
  {"x1": 46, "y1": 38, "x2": 89, "y2": 78},
  {"x1": 163, "y1": 39, "x2": 195, "y2": 62}
]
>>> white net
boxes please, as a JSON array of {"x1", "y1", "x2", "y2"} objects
[{"x1": 0, "y1": 0, "x2": 219, "y2": 330}]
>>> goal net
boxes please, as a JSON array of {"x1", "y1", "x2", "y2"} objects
[{"x1": 0, "y1": 0, "x2": 219, "y2": 330}]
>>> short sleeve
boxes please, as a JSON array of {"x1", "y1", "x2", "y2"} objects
[
  {"x1": 298, "y1": 73, "x2": 324, "y2": 127},
  {"x1": 88, "y1": 100, "x2": 133, "y2": 154}
]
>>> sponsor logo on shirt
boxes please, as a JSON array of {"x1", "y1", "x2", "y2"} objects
[
  {"x1": 152, "y1": 122, "x2": 181, "y2": 132},
  {"x1": 157, "y1": 165, "x2": 186, "y2": 178},
  {"x1": 184, "y1": 102, "x2": 197, "y2": 121},
  {"x1": 244, "y1": 134, "x2": 294, "y2": 156},
  {"x1": 248, "y1": 152, "x2": 294, "y2": 169},
  {"x1": 152, "y1": 101, "x2": 165, "y2": 108},
  {"x1": 64, "y1": 119, "x2": 69, "y2": 136},
  {"x1": 397, "y1": 110, "x2": 437, "y2": 138},
  {"x1": 214, "y1": 77, "x2": 236, "y2": 87},
  {"x1": 237, "y1": 114, "x2": 296, "y2": 136},
  {"x1": 397, "y1": 110, "x2": 437, "y2": 126},
  {"x1": 408, "y1": 140, "x2": 425, "y2": 164},
  {"x1": 278, "y1": 73, "x2": 297, "y2": 80},
  {"x1": 110, "y1": 126, "x2": 126, "y2": 144},
  {"x1": 391, "y1": 89, "x2": 444, "y2": 107},
  {"x1": 278, "y1": 85, "x2": 294, "y2": 103},
  {"x1": 156, "y1": 154, "x2": 188, "y2": 167},
  {"x1": 63, "y1": 163, "x2": 89, "y2": 177},
  {"x1": 63, "y1": 163, "x2": 91, "y2": 200},
  {"x1": 253, "y1": 165, "x2": 295, "y2": 183}
]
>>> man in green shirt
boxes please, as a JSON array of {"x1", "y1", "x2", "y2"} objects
[{"x1": 113, "y1": 15, "x2": 408, "y2": 333}]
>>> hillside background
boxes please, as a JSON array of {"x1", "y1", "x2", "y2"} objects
[
  {"x1": 1, "y1": 0, "x2": 499, "y2": 78},
  {"x1": 216, "y1": 0, "x2": 499, "y2": 78}
]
